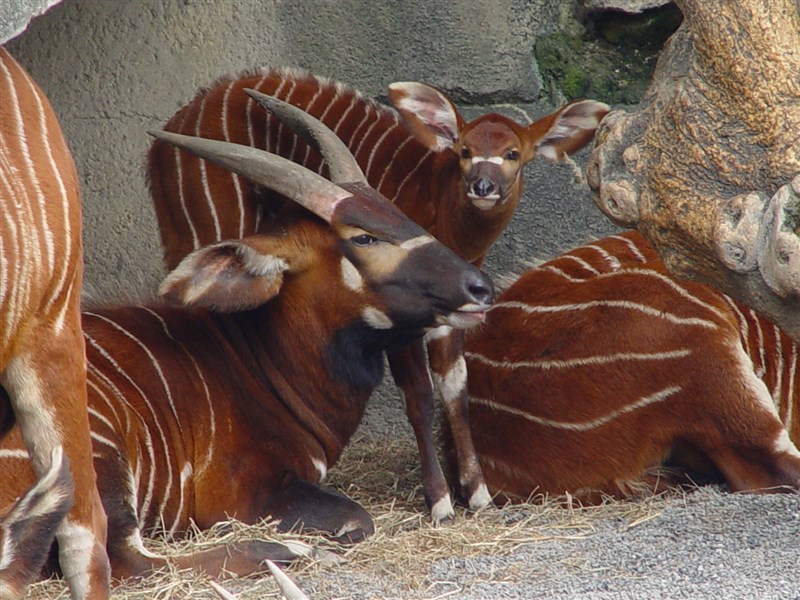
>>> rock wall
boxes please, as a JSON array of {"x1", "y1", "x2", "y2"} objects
[{"x1": 6, "y1": 0, "x2": 620, "y2": 299}]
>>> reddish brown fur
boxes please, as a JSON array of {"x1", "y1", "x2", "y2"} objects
[
  {"x1": 146, "y1": 68, "x2": 609, "y2": 518},
  {"x1": 0, "y1": 100, "x2": 491, "y2": 582},
  {"x1": 0, "y1": 48, "x2": 110, "y2": 599},
  {"x1": 462, "y1": 231, "x2": 800, "y2": 503}
]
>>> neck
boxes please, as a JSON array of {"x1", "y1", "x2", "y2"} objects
[{"x1": 212, "y1": 308, "x2": 419, "y2": 464}]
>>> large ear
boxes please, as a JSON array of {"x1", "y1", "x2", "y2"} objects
[
  {"x1": 388, "y1": 82, "x2": 465, "y2": 151},
  {"x1": 529, "y1": 99, "x2": 610, "y2": 162},
  {"x1": 159, "y1": 236, "x2": 294, "y2": 312}
]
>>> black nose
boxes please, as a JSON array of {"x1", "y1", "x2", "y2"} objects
[
  {"x1": 471, "y1": 177, "x2": 497, "y2": 198},
  {"x1": 464, "y1": 269, "x2": 495, "y2": 306}
]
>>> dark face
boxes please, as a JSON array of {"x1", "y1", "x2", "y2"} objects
[
  {"x1": 455, "y1": 118, "x2": 527, "y2": 211},
  {"x1": 332, "y1": 183, "x2": 495, "y2": 332}
]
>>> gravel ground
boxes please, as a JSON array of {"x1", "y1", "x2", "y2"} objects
[{"x1": 288, "y1": 396, "x2": 800, "y2": 600}]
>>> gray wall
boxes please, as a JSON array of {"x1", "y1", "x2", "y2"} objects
[{"x1": 6, "y1": 0, "x2": 618, "y2": 301}]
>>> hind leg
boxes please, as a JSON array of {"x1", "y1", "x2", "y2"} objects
[
  {"x1": 686, "y1": 400, "x2": 800, "y2": 493},
  {"x1": 5, "y1": 319, "x2": 110, "y2": 599},
  {"x1": 264, "y1": 477, "x2": 374, "y2": 544},
  {"x1": 0, "y1": 446, "x2": 73, "y2": 600}
]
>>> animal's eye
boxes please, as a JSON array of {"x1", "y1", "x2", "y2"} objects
[
  {"x1": 505, "y1": 150, "x2": 520, "y2": 161},
  {"x1": 351, "y1": 234, "x2": 378, "y2": 247},
  {"x1": 460, "y1": 147, "x2": 471, "y2": 159}
]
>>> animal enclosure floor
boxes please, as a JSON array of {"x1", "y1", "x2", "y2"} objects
[{"x1": 24, "y1": 394, "x2": 800, "y2": 599}]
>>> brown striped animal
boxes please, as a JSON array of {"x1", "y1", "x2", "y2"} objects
[
  {"x1": 461, "y1": 230, "x2": 800, "y2": 503},
  {"x1": 0, "y1": 48, "x2": 110, "y2": 599},
  {"x1": 0, "y1": 96, "x2": 493, "y2": 582},
  {"x1": 148, "y1": 68, "x2": 609, "y2": 520}
]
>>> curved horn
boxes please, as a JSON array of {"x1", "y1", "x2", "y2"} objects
[
  {"x1": 245, "y1": 88, "x2": 368, "y2": 186},
  {"x1": 149, "y1": 130, "x2": 350, "y2": 223}
]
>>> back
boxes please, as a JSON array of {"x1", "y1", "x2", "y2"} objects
[{"x1": 463, "y1": 231, "x2": 800, "y2": 501}]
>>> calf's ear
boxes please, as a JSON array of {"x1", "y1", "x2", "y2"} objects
[
  {"x1": 388, "y1": 82, "x2": 465, "y2": 152},
  {"x1": 529, "y1": 99, "x2": 610, "y2": 162},
  {"x1": 159, "y1": 236, "x2": 294, "y2": 312}
]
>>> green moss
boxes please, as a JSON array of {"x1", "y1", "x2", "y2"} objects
[{"x1": 534, "y1": 31, "x2": 659, "y2": 105}]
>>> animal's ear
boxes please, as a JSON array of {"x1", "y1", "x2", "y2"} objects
[
  {"x1": 388, "y1": 82, "x2": 465, "y2": 151},
  {"x1": 528, "y1": 99, "x2": 610, "y2": 162},
  {"x1": 159, "y1": 236, "x2": 296, "y2": 312}
]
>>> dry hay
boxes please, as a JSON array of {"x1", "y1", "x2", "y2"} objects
[{"x1": 24, "y1": 432, "x2": 688, "y2": 599}]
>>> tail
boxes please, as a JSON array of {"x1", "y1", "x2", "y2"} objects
[{"x1": 0, "y1": 446, "x2": 74, "y2": 599}]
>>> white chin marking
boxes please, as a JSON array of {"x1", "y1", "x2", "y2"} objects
[
  {"x1": 469, "y1": 196, "x2": 501, "y2": 210},
  {"x1": 468, "y1": 484, "x2": 493, "y2": 511},
  {"x1": 439, "y1": 310, "x2": 486, "y2": 329},
  {"x1": 362, "y1": 306, "x2": 393, "y2": 329},
  {"x1": 431, "y1": 494, "x2": 455, "y2": 523}
]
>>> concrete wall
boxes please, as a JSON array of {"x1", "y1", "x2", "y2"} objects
[{"x1": 6, "y1": 0, "x2": 618, "y2": 300}]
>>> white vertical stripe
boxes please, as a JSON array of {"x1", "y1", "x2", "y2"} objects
[
  {"x1": 140, "y1": 306, "x2": 216, "y2": 477},
  {"x1": 296, "y1": 84, "x2": 325, "y2": 165},
  {"x1": 195, "y1": 94, "x2": 222, "y2": 241},
  {"x1": 772, "y1": 324, "x2": 784, "y2": 415},
  {"x1": 351, "y1": 105, "x2": 382, "y2": 162},
  {"x1": 377, "y1": 136, "x2": 412, "y2": 192},
  {"x1": 786, "y1": 342, "x2": 797, "y2": 432},
  {"x1": 174, "y1": 108, "x2": 201, "y2": 251},
  {"x1": 87, "y1": 358, "x2": 155, "y2": 524},
  {"x1": 247, "y1": 75, "x2": 269, "y2": 149},
  {"x1": 84, "y1": 331, "x2": 166, "y2": 528},
  {"x1": 751, "y1": 308, "x2": 766, "y2": 378},
  {"x1": 221, "y1": 78, "x2": 246, "y2": 239},
  {"x1": 585, "y1": 244, "x2": 621, "y2": 270},
  {"x1": 608, "y1": 234, "x2": 648, "y2": 263},
  {"x1": 274, "y1": 79, "x2": 298, "y2": 162},
  {"x1": 21, "y1": 67, "x2": 68, "y2": 323},
  {"x1": 394, "y1": 148, "x2": 433, "y2": 204},
  {"x1": 365, "y1": 121, "x2": 399, "y2": 181}
]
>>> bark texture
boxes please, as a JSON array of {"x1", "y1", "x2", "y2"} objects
[{"x1": 587, "y1": 0, "x2": 800, "y2": 339}]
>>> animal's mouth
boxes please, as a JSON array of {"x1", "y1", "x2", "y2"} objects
[
  {"x1": 439, "y1": 304, "x2": 490, "y2": 329},
  {"x1": 467, "y1": 193, "x2": 502, "y2": 210}
]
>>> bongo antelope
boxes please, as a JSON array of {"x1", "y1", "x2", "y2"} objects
[
  {"x1": 461, "y1": 231, "x2": 800, "y2": 502},
  {"x1": 0, "y1": 47, "x2": 110, "y2": 599},
  {"x1": 147, "y1": 68, "x2": 609, "y2": 520},
  {"x1": 0, "y1": 97, "x2": 493, "y2": 581}
]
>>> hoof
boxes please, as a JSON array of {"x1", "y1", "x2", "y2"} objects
[
  {"x1": 467, "y1": 483, "x2": 493, "y2": 512},
  {"x1": 430, "y1": 494, "x2": 455, "y2": 524}
]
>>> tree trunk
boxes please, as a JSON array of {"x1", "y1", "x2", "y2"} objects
[{"x1": 587, "y1": 0, "x2": 800, "y2": 339}]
